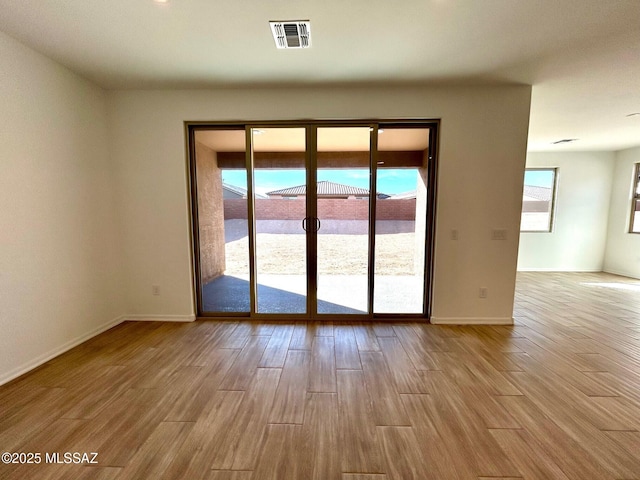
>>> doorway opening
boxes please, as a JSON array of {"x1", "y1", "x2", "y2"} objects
[{"x1": 187, "y1": 121, "x2": 439, "y2": 320}]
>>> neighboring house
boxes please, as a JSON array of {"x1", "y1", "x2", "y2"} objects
[
  {"x1": 222, "y1": 182, "x2": 267, "y2": 199},
  {"x1": 389, "y1": 190, "x2": 417, "y2": 200},
  {"x1": 267, "y1": 180, "x2": 390, "y2": 200},
  {"x1": 522, "y1": 184, "x2": 552, "y2": 212}
]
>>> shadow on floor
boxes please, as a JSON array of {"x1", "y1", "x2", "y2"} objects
[{"x1": 202, "y1": 275, "x2": 365, "y2": 314}]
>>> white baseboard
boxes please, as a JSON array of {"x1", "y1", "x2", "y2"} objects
[
  {"x1": 125, "y1": 314, "x2": 196, "y2": 322},
  {"x1": 430, "y1": 316, "x2": 514, "y2": 325},
  {"x1": 517, "y1": 268, "x2": 601, "y2": 272},
  {"x1": 602, "y1": 268, "x2": 640, "y2": 280},
  {"x1": 0, "y1": 315, "x2": 126, "y2": 387}
]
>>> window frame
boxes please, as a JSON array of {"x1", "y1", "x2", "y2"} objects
[
  {"x1": 629, "y1": 163, "x2": 640, "y2": 234},
  {"x1": 520, "y1": 167, "x2": 558, "y2": 233}
]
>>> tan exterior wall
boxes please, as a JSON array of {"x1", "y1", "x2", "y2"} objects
[
  {"x1": 415, "y1": 158, "x2": 429, "y2": 274},
  {"x1": 196, "y1": 142, "x2": 226, "y2": 283}
]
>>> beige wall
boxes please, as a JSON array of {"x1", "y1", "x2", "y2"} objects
[
  {"x1": 518, "y1": 152, "x2": 615, "y2": 271},
  {"x1": 604, "y1": 146, "x2": 640, "y2": 278},
  {"x1": 108, "y1": 84, "x2": 532, "y2": 324},
  {"x1": 0, "y1": 31, "x2": 126, "y2": 384},
  {"x1": 195, "y1": 142, "x2": 226, "y2": 284}
]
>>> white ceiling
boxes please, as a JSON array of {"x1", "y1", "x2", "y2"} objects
[{"x1": 1, "y1": 0, "x2": 639, "y2": 152}]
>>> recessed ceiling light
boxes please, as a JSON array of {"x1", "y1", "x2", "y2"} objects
[
  {"x1": 154, "y1": 0, "x2": 169, "y2": 3},
  {"x1": 552, "y1": 138, "x2": 578, "y2": 144}
]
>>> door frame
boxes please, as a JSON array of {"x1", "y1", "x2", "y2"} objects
[{"x1": 186, "y1": 119, "x2": 440, "y2": 321}]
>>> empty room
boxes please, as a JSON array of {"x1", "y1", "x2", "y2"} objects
[{"x1": 1, "y1": 1, "x2": 640, "y2": 479}]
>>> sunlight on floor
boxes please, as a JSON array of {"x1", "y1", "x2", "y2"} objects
[{"x1": 582, "y1": 282, "x2": 640, "y2": 292}]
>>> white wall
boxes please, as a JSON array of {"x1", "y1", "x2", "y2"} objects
[
  {"x1": 0, "y1": 32, "x2": 126, "y2": 384},
  {"x1": 604, "y1": 146, "x2": 640, "y2": 278},
  {"x1": 518, "y1": 152, "x2": 615, "y2": 271},
  {"x1": 108, "y1": 85, "x2": 532, "y2": 324}
]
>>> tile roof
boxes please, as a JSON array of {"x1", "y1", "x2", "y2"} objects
[
  {"x1": 223, "y1": 182, "x2": 267, "y2": 198},
  {"x1": 523, "y1": 184, "x2": 552, "y2": 202}
]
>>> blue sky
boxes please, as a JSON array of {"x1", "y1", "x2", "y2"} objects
[
  {"x1": 222, "y1": 169, "x2": 419, "y2": 196},
  {"x1": 524, "y1": 169, "x2": 555, "y2": 188}
]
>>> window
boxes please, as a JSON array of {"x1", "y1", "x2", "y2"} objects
[
  {"x1": 631, "y1": 163, "x2": 640, "y2": 233},
  {"x1": 521, "y1": 168, "x2": 557, "y2": 232}
]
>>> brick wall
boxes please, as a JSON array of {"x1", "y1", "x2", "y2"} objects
[{"x1": 224, "y1": 198, "x2": 416, "y2": 221}]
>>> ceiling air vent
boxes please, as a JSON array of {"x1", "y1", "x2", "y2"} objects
[{"x1": 269, "y1": 21, "x2": 311, "y2": 49}]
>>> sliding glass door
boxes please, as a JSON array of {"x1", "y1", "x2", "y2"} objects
[
  {"x1": 189, "y1": 121, "x2": 437, "y2": 319},
  {"x1": 251, "y1": 127, "x2": 308, "y2": 314},
  {"x1": 316, "y1": 126, "x2": 372, "y2": 315}
]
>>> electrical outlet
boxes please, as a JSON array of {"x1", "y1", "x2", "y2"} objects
[
  {"x1": 491, "y1": 229, "x2": 507, "y2": 240},
  {"x1": 479, "y1": 287, "x2": 488, "y2": 298},
  {"x1": 451, "y1": 229, "x2": 459, "y2": 240},
  {"x1": 152, "y1": 285, "x2": 160, "y2": 296}
]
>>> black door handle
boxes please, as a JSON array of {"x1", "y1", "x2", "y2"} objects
[{"x1": 302, "y1": 217, "x2": 321, "y2": 233}]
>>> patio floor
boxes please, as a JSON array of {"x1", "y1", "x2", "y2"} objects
[{"x1": 202, "y1": 274, "x2": 424, "y2": 315}]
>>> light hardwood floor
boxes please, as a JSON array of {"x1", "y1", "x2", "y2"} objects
[{"x1": 1, "y1": 272, "x2": 640, "y2": 479}]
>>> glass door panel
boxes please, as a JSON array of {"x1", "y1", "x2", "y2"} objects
[
  {"x1": 194, "y1": 128, "x2": 251, "y2": 313},
  {"x1": 252, "y1": 127, "x2": 308, "y2": 314},
  {"x1": 373, "y1": 127, "x2": 430, "y2": 314},
  {"x1": 316, "y1": 127, "x2": 371, "y2": 314}
]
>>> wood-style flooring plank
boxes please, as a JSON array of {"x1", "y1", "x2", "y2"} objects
[
  {"x1": 159, "y1": 390, "x2": 245, "y2": 480},
  {"x1": 116, "y1": 421, "x2": 193, "y2": 480},
  {"x1": 315, "y1": 321, "x2": 334, "y2": 337},
  {"x1": 343, "y1": 476, "x2": 388, "y2": 480},
  {"x1": 496, "y1": 395, "x2": 617, "y2": 480},
  {"x1": 269, "y1": 350, "x2": 309, "y2": 424},
  {"x1": 504, "y1": 370, "x2": 640, "y2": 478},
  {"x1": 230, "y1": 368, "x2": 283, "y2": 471},
  {"x1": 422, "y1": 371, "x2": 520, "y2": 477},
  {"x1": 0, "y1": 387, "x2": 74, "y2": 452},
  {"x1": 352, "y1": 323, "x2": 381, "y2": 351},
  {"x1": 378, "y1": 337, "x2": 428, "y2": 394},
  {"x1": 392, "y1": 325, "x2": 441, "y2": 370},
  {"x1": 164, "y1": 348, "x2": 240, "y2": 422},
  {"x1": 334, "y1": 325, "x2": 362, "y2": 370},
  {"x1": 360, "y1": 352, "x2": 410, "y2": 426},
  {"x1": 258, "y1": 324, "x2": 294, "y2": 368},
  {"x1": 489, "y1": 429, "x2": 572, "y2": 480},
  {"x1": 372, "y1": 323, "x2": 396, "y2": 337},
  {"x1": 378, "y1": 426, "x2": 431, "y2": 480},
  {"x1": 78, "y1": 388, "x2": 172, "y2": 468},
  {"x1": 218, "y1": 335, "x2": 270, "y2": 391},
  {"x1": 208, "y1": 471, "x2": 253, "y2": 480},
  {"x1": 289, "y1": 322, "x2": 315, "y2": 350},
  {"x1": 401, "y1": 394, "x2": 476, "y2": 479},
  {"x1": 308, "y1": 336, "x2": 336, "y2": 393},
  {"x1": 249, "y1": 423, "x2": 298, "y2": 480},
  {"x1": 336, "y1": 370, "x2": 385, "y2": 474},
  {"x1": 297, "y1": 393, "x2": 340, "y2": 480}
]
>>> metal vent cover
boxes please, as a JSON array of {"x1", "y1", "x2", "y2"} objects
[{"x1": 269, "y1": 21, "x2": 311, "y2": 49}]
